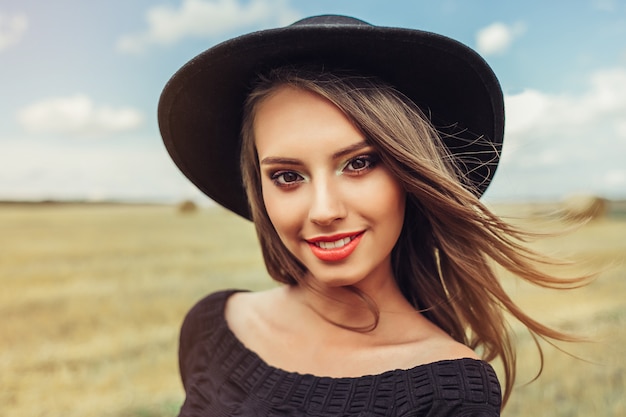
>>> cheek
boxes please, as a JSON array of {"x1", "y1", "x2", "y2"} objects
[
  {"x1": 382, "y1": 187, "x2": 406, "y2": 230},
  {"x1": 366, "y1": 177, "x2": 406, "y2": 239},
  {"x1": 360, "y1": 174, "x2": 406, "y2": 220},
  {"x1": 261, "y1": 180, "x2": 281, "y2": 225},
  {"x1": 261, "y1": 180, "x2": 303, "y2": 241}
]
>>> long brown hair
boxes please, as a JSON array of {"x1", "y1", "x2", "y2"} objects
[{"x1": 240, "y1": 66, "x2": 588, "y2": 407}]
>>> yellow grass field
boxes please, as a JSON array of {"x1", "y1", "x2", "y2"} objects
[{"x1": 1, "y1": 203, "x2": 624, "y2": 417}]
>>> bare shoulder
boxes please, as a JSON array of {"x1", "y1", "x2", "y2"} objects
[
  {"x1": 416, "y1": 327, "x2": 481, "y2": 363},
  {"x1": 223, "y1": 287, "x2": 287, "y2": 340},
  {"x1": 388, "y1": 311, "x2": 481, "y2": 366},
  {"x1": 225, "y1": 287, "x2": 284, "y2": 316},
  {"x1": 431, "y1": 338, "x2": 481, "y2": 361}
]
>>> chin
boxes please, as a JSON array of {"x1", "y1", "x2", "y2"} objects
[{"x1": 305, "y1": 269, "x2": 367, "y2": 290}]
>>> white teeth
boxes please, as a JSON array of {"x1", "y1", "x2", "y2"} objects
[{"x1": 317, "y1": 237, "x2": 352, "y2": 249}]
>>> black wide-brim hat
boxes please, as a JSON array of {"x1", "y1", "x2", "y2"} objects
[{"x1": 158, "y1": 15, "x2": 504, "y2": 219}]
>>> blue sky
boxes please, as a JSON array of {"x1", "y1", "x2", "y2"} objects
[{"x1": 1, "y1": 0, "x2": 625, "y2": 203}]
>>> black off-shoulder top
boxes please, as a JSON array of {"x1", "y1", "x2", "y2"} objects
[{"x1": 177, "y1": 290, "x2": 501, "y2": 416}]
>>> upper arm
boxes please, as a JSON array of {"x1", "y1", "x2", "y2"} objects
[{"x1": 178, "y1": 292, "x2": 226, "y2": 390}]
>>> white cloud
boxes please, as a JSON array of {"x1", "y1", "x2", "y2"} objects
[
  {"x1": 488, "y1": 67, "x2": 626, "y2": 200},
  {"x1": 476, "y1": 22, "x2": 526, "y2": 56},
  {"x1": 117, "y1": 0, "x2": 300, "y2": 53},
  {"x1": 592, "y1": 0, "x2": 617, "y2": 11},
  {"x1": 0, "y1": 139, "x2": 209, "y2": 203},
  {"x1": 504, "y1": 68, "x2": 626, "y2": 142},
  {"x1": 604, "y1": 170, "x2": 626, "y2": 186},
  {"x1": 0, "y1": 12, "x2": 28, "y2": 51},
  {"x1": 17, "y1": 95, "x2": 144, "y2": 136},
  {"x1": 616, "y1": 120, "x2": 626, "y2": 138}
]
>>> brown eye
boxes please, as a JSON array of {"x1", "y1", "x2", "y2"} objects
[
  {"x1": 344, "y1": 154, "x2": 378, "y2": 174},
  {"x1": 271, "y1": 170, "x2": 304, "y2": 187},
  {"x1": 349, "y1": 158, "x2": 368, "y2": 170},
  {"x1": 279, "y1": 172, "x2": 300, "y2": 183}
]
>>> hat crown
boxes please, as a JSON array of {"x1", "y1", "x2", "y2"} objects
[
  {"x1": 290, "y1": 15, "x2": 371, "y2": 28},
  {"x1": 159, "y1": 15, "x2": 504, "y2": 219}
]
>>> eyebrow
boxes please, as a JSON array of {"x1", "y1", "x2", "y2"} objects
[
  {"x1": 260, "y1": 141, "x2": 371, "y2": 166},
  {"x1": 332, "y1": 141, "x2": 370, "y2": 160}
]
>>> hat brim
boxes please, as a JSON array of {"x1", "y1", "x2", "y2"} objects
[{"x1": 158, "y1": 18, "x2": 504, "y2": 219}]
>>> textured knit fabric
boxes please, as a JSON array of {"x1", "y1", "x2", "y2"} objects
[{"x1": 178, "y1": 290, "x2": 502, "y2": 416}]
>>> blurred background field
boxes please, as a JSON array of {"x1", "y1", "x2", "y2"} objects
[{"x1": 0, "y1": 202, "x2": 624, "y2": 417}]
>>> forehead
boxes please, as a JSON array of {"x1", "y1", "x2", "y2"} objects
[
  {"x1": 253, "y1": 85, "x2": 340, "y2": 126},
  {"x1": 253, "y1": 86, "x2": 365, "y2": 157}
]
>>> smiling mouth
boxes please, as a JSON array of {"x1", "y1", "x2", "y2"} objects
[
  {"x1": 314, "y1": 236, "x2": 354, "y2": 250},
  {"x1": 306, "y1": 232, "x2": 364, "y2": 262}
]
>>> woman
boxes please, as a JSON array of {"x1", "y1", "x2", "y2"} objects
[{"x1": 159, "y1": 15, "x2": 584, "y2": 416}]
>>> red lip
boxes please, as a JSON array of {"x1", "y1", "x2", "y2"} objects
[
  {"x1": 306, "y1": 231, "x2": 364, "y2": 262},
  {"x1": 306, "y1": 231, "x2": 362, "y2": 243}
]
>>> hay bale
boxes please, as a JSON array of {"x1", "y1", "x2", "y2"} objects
[
  {"x1": 561, "y1": 195, "x2": 607, "y2": 221},
  {"x1": 177, "y1": 200, "x2": 198, "y2": 214}
]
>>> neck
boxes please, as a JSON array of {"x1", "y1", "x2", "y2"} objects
[{"x1": 290, "y1": 273, "x2": 415, "y2": 333}]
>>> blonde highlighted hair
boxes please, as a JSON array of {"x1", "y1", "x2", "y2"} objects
[{"x1": 240, "y1": 66, "x2": 586, "y2": 407}]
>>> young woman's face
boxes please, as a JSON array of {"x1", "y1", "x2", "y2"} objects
[{"x1": 253, "y1": 86, "x2": 406, "y2": 289}]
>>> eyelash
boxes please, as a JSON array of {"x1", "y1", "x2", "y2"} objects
[
  {"x1": 270, "y1": 170, "x2": 304, "y2": 188},
  {"x1": 269, "y1": 153, "x2": 379, "y2": 189},
  {"x1": 343, "y1": 154, "x2": 379, "y2": 174}
]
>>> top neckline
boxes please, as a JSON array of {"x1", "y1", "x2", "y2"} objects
[
  {"x1": 217, "y1": 289, "x2": 488, "y2": 382},
  {"x1": 178, "y1": 289, "x2": 502, "y2": 416}
]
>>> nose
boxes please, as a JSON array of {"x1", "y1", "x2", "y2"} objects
[{"x1": 308, "y1": 178, "x2": 347, "y2": 226}]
